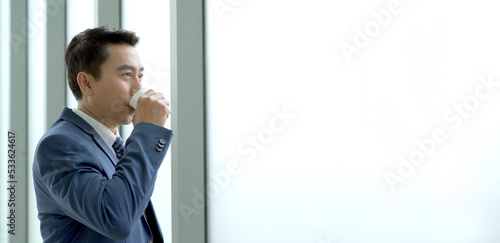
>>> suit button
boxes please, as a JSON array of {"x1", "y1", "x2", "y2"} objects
[
  {"x1": 147, "y1": 240, "x2": 153, "y2": 243},
  {"x1": 156, "y1": 145, "x2": 163, "y2": 152},
  {"x1": 159, "y1": 138, "x2": 166, "y2": 145}
]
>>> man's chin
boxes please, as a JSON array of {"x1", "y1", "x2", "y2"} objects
[
  {"x1": 118, "y1": 114, "x2": 134, "y2": 126},
  {"x1": 124, "y1": 117, "x2": 134, "y2": 125}
]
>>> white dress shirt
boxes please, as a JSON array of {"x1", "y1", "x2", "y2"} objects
[{"x1": 72, "y1": 108, "x2": 121, "y2": 156}]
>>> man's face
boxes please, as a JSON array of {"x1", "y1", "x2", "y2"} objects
[{"x1": 87, "y1": 43, "x2": 144, "y2": 128}]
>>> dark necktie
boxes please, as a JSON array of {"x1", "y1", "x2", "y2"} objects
[{"x1": 112, "y1": 136, "x2": 125, "y2": 159}]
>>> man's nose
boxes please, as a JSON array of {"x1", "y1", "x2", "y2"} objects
[{"x1": 130, "y1": 81, "x2": 142, "y2": 97}]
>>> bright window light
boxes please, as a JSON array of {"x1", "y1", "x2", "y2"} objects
[
  {"x1": 206, "y1": 1, "x2": 500, "y2": 242},
  {"x1": 66, "y1": 0, "x2": 96, "y2": 108},
  {"x1": 27, "y1": 1, "x2": 47, "y2": 242},
  {"x1": 122, "y1": 0, "x2": 172, "y2": 240},
  {"x1": 0, "y1": 0, "x2": 11, "y2": 242}
]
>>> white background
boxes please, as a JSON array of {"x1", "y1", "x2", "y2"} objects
[
  {"x1": 122, "y1": 0, "x2": 172, "y2": 241},
  {"x1": 206, "y1": 0, "x2": 500, "y2": 242}
]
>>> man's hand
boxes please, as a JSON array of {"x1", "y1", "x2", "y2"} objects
[{"x1": 132, "y1": 89, "x2": 171, "y2": 127}]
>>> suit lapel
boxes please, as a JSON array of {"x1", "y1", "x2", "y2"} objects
[{"x1": 59, "y1": 107, "x2": 118, "y2": 167}]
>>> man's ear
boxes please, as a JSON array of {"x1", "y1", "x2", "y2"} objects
[{"x1": 77, "y1": 72, "x2": 94, "y2": 97}]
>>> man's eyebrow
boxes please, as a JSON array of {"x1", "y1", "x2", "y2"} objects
[{"x1": 117, "y1": 64, "x2": 145, "y2": 72}]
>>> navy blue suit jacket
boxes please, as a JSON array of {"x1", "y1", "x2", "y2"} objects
[{"x1": 33, "y1": 108, "x2": 173, "y2": 242}]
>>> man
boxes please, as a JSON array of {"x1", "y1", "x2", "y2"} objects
[{"x1": 32, "y1": 26, "x2": 172, "y2": 242}]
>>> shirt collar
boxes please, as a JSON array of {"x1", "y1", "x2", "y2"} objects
[{"x1": 72, "y1": 108, "x2": 120, "y2": 151}]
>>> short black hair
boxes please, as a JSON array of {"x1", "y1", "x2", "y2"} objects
[{"x1": 65, "y1": 26, "x2": 140, "y2": 100}]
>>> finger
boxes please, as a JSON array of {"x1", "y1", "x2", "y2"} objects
[
  {"x1": 165, "y1": 105, "x2": 171, "y2": 117},
  {"x1": 130, "y1": 88, "x2": 153, "y2": 109},
  {"x1": 158, "y1": 98, "x2": 170, "y2": 107},
  {"x1": 165, "y1": 106, "x2": 171, "y2": 119},
  {"x1": 147, "y1": 92, "x2": 170, "y2": 107},
  {"x1": 142, "y1": 89, "x2": 155, "y2": 97}
]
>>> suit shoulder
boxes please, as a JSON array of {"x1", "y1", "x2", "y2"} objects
[
  {"x1": 42, "y1": 119, "x2": 88, "y2": 141},
  {"x1": 34, "y1": 120, "x2": 99, "y2": 173},
  {"x1": 36, "y1": 119, "x2": 93, "y2": 157}
]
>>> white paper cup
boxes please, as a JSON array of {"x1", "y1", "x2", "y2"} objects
[{"x1": 130, "y1": 87, "x2": 149, "y2": 109}]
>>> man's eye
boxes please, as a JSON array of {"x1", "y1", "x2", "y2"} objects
[
  {"x1": 124, "y1": 73, "x2": 132, "y2": 77},
  {"x1": 139, "y1": 74, "x2": 144, "y2": 79}
]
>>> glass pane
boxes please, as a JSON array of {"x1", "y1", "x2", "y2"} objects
[
  {"x1": 66, "y1": 0, "x2": 96, "y2": 108},
  {"x1": 28, "y1": 0, "x2": 47, "y2": 242},
  {"x1": 122, "y1": 0, "x2": 172, "y2": 240},
  {"x1": 0, "y1": 0, "x2": 10, "y2": 242},
  {"x1": 206, "y1": 0, "x2": 500, "y2": 242}
]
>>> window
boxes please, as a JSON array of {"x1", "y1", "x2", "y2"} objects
[
  {"x1": 0, "y1": 0, "x2": 11, "y2": 240},
  {"x1": 206, "y1": 0, "x2": 500, "y2": 242},
  {"x1": 122, "y1": 0, "x2": 172, "y2": 240},
  {"x1": 66, "y1": 0, "x2": 96, "y2": 108}
]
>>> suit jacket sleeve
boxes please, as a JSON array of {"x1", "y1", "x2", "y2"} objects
[{"x1": 36, "y1": 122, "x2": 173, "y2": 240}]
